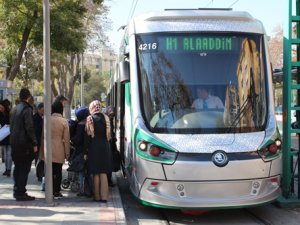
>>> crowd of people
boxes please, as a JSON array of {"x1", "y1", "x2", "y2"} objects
[{"x1": 1, "y1": 87, "x2": 118, "y2": 202}]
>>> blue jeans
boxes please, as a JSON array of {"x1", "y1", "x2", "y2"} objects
[
  {"x1": 3, "y1": 145, "x2": 12, "y2": 171},
  {"x1": 79, "y1": 171, "x2": 84, "y2": 193},
  {"x1": 13, "y1": 160, "x2": 32, "y2": 197}
]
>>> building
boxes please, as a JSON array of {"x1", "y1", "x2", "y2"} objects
[{"x1": 84, "y1": 48, "x2": 116, "y2": 75}]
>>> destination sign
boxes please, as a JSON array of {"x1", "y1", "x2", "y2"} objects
[
  {"x1": 164, "y1": 37, "x2": 233, "y2": 51},
  {"x1": 137, "y1": 35, "x2": 236, "y2": 52}
]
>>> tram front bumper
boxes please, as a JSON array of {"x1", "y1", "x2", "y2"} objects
[{"x1": 139, "y1": 176, "x2": 281, "y2": 209}]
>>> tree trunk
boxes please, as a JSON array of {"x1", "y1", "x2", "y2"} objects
[
  {"x1": 51, "y1": 75, "x2": 58, "y2": 98},
  {"x1": 52, "y1": 54, "x2": 82, "y2": 119},
  {"x1": 7, "y1": 26, "x2": 32, "y2": 81},
  {"x1": 67, "y1": 54, "x2": 81, "y2": 106},
  {"x1": 7, "y1": 10, "x2": 38, "y2": 81}
]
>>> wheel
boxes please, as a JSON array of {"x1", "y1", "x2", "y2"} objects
[
  {"x1": 61, "y1": 179, "x2": 70, "y2": 189},
  {"x1": 71, "y1": 181, "x2": 80, "y2": 193}
]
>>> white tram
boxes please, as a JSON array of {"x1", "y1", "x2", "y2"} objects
[{"x1": 107, "y1": 9, "x2": 282, "y2": 209}]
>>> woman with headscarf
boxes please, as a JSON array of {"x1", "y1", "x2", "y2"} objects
[{"x1": 84, "y1": 100, "x2": 112, "y2": 203}]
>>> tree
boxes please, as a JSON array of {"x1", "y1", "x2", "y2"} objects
[
  {"x1": 268, "y1": 25, "x2": 283, "y2": 69},
  {"x1": 0, "y1": 0, "x2": 40, "y2": 81},
  {"x1": 0, "y1": 0, "x2": 109, "y2": 118},
  {"x1": 84, "y1": 72, "x2": 107, "y2": 105},
  {"x1": 0, "y1": 0, "x2": 107, "y2": 82},
  {"x1": 37, "y1": 1, "x2": 108, "y2": 117},
  {"x1": 83, "y1": 1, "x2": 111, "y2": 52}
]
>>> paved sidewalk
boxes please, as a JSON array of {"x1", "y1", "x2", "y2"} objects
[{"x1": 0, "y1": 161, "x2": 127, "y2": 225}]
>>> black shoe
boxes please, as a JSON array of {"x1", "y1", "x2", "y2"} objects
[
  {"x1": 77, "y1": 192, "x2": 85, "y2": 197},
  {"x1": 93, "y1": 199, "x2": 107, "y2": 203},
  {"x1": 85, "y1": 193, "x2": 93, "y2": 198},
  {"x1": 15, "y1": 194, "x2": 35, "y2": 201},
  {"x1": 53, "y1": 192, "x2": 63, "y2": 199},
  {"x1": 3, "y1": 170, "x2": 10, "y2": 176}
]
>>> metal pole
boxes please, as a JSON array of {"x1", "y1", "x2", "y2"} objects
[
  {"x1": 296, "y1": 0, "x2": 300, "y2": 199},
  {"x1": 281, "y1": 0, "x2": 291, "y2": 199},
  {"x1": 43, "y1": 0, "x2": 53, "y2": 205},
  {"x1": 81, "y1": 53, "x2": 84, "y2": 106}
]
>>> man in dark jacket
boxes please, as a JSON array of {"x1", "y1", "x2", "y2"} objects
[{"x1": 10, "y1": 88, "x2": 38, "y2": 201}]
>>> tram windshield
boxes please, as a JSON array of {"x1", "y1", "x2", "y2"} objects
[{"x1": 136, "y1": 33, "x2": 267, "y2": 134}]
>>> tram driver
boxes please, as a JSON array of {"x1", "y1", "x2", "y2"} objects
[{"x1": 191, "y1": 87, "x2": 224, "y2": 110}]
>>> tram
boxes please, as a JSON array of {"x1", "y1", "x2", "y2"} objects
[{"x1": 107, "y1": 9, "x2": 282, "y2": 209}]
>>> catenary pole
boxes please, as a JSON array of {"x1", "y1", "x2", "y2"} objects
[{"x1": 43, "y1": 0, "x2": 53, "y2": 205}]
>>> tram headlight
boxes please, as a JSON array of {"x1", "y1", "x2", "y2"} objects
[
  {"x1": 136, "y1": 140, "x2": 177, "y2": 164},
  {"x1": 275, "y1": 139, "x2": 281, "y2": 147},
  {"x1": 138, "y1": 141, "x2": 147, "y2": 151}
]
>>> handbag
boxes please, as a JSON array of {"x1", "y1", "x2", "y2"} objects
[
  {"x1": 112, "y1": 148, "x2": 121, "y2": 172},
  {"x1": 36, "y1": 160, "x2": 45, "y2": 178},
  {"x1": 110, "y1": 139, "x2": 121, "y2": 172},
  {"x1": 0, "y1": 124, "x2": 10, "y2": 142}
]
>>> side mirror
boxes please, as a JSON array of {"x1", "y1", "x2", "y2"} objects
[{"x1": 119, "y1": 60, "x2": 130, "y2": 83}]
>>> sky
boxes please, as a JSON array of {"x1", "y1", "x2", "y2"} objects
[{"x1": 105, "y1": 0, "x2": 285, "y2": 52}]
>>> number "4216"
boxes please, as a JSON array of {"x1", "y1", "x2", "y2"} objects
[{"x1": 138, "y1": 43, "x2": 157, "y2": 51}]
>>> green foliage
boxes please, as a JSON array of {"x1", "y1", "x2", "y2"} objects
[
  {"x1": 0, "y1": 0, "x2": 110, "y2": 105},
  {"x1": 0, "y1": 0, "x2": 41, "y2": 67},
  {"x1": 92, "y1": 0, "x2": 104, "y2": 4},
  {"x1": 19, "y1": 49, "x2": 42, "y2": 86},
  {"x1": 84, "y1": 71, "x2": 107, "y2": 105},
  {"x1": 0, "y1": 0, "x2": 41, "y2": 46},
  {"x1": 0, "y1": 0, "x2": 103, "y2": 71},
  {"x1": 32, "y1": 0, "x2": 87, "y2": 53}
]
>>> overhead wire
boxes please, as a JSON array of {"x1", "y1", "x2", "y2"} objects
[
  {"x1": 127, "y1": 0, "x2": 139, "y2": 22},
  {"x1": 130, "y1": 0, "x2": 139, "y2": 19},
  {"x1": 228, "y1": 0, "x2": 240, "y2": 8},
  {"x1": 204, "y1": 0, "x2": 213, "y2": 8},
  {"x1": 127, "y1": 0, "x2": 136, "y2": 22},
  {"x1": 202, "y1": 0, "x2": 240, "y2": 9}
]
